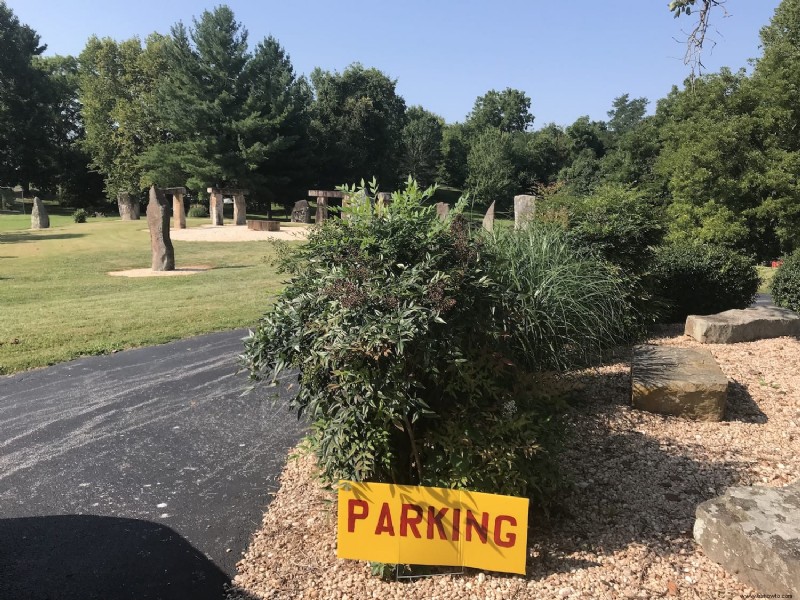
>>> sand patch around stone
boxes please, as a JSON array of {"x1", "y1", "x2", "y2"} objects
[
  {"x1": 170, "y1": 224, "x2": 310, "y2": 243},
  {"x1": 108, "y1": 265, "x2": 213, "y2": 278}
]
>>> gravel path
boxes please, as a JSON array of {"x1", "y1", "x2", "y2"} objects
[
  {"x1": 171, "y1": 224, "x2": 310, "y2": 243},
  {"x1": 227, "y1": 328, "x2": 800, "y2": 600}
]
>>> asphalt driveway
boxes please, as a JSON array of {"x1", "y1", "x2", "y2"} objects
[{"x1": 0, "y1": 329, "x2": 306, "y2": 600}]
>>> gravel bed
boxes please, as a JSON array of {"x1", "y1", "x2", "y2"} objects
[{"x1": 227, "y1": 328, "x2": 800, "y2": 599}]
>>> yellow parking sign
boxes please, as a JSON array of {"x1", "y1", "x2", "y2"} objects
[{"x1": 337, "y1": 481, "x2": 529, "y2": 575}]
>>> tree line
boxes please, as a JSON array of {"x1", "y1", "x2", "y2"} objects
[{"x1": 2, "y1": 1, "x2": 799, "y2": 259}]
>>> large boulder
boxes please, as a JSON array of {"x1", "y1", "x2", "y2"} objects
[
  {"x1": 694, "y1": 481, "x2": 800, "y2": 596},
  {"x1": 31, "y1": 197, "x2": 49, "y2": 229},
  {"x1": 631, "y1": 344, "x2": 728, "y2": 421},
  {"x1": 146, "y1": 186, "x2": 175, "y2": 272},
  {"x1": 291, "y1": 200, "x2": 311, "y2": 223},
  {"x1": 686, "y1": 306, "x2": 800, "y2": 344}
]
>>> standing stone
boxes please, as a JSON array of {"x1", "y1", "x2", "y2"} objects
[
  {"x1": 376, "y1": 192, "x2": 392, "y2": 216},
  {"x1": 172, "y1": 191, "x2": 186, "y2": 229},
  {"x1": 208, "y1": 189, "x2": 224, "y2": 226},
  {"x1": 514, "y1": 194, "x2": 536, "y2": 228},
  {"x1": 315, "y1": 197, "x2": 328, "y2": 224},
  {"x1": 482, "y1": 201, "x2": 495, "y2": 232},
  {"x1": 146, "y1": 186, "x2": 175, "y2": 272},
  {"x1": 31, "y1": 197, "x2": 50, "y2": 229},
  {"x1": 233, "y1": 192, "x2": 246, "y2": 226},
  {"x1": 118, "y1": 192, "x2": 140, "y2": 221},
  {"x1": 436, "y1": 202, "x2": 450, "y2": 221},
  {"x1": 291, "y1": 200, "x2": 311, "y2": 223}
]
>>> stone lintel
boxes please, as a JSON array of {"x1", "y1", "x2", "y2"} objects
[
  {"x1": 164, "y1": 187, "x2": 187, "y2": 195},
  {"x1": 308, "y1": 190, "x2": 345, "y2": 198},
  {"x1": 207, "y1": 187, "x2": 249, "y2": 196}
]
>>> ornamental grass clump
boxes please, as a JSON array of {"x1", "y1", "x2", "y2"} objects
[{"x1": 243, "y1": 179, "x2": 635, "y2": 505}]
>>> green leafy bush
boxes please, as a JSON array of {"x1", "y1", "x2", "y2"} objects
[
  {"x1": 243, "y1": 180, "x2": 635, "y2": 505},
  {"x1": 72, "y1": 208, "x2": 88, "y2": 223},
  {"x1": 537, "y1": 184, "x2": 665, "y2": 332},
  {"x1": 771, "y1": 250, "x2": 800, "y2": 312},
  {"x1": 187, "y1": 203, "x2": 208, "y2": 218},
  {"x1": 651, "y1": 241, "x2": 760, "y2": 322}
]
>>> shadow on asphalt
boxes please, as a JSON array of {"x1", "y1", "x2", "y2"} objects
[{"x1": 0, "y1": 515, "x2": 258, "y2": 600}]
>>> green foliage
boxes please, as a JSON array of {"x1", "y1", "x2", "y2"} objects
[
  {"x1": 651, "y1": 240, "x2": 760, "y2": 322},
  {"x1": 466, "y1": 88, "x2": 534, "y2": 133},
  {"x1": 438, "y1": 123, "x2": 469, "y2": 188},
  {"x1": 186, "y1": 203, "x2": 208, "y2": 218},
  {"x1": 0, "y1": 4, "x2": 60, "y2": 190},
  {"x1": 72, "y1": 208, "x2": 88, "y2": 223},
  {"x1": 484, "y1": 224, "x2": 635, "y2": 371},
  {"x1": 666, "y1": 200, "x2": 750, "y2": 250},
  {"x1": 309, "y1": 63, "x2": 406, "y2": 188},
  {"x1": 400, "y1": 106, "x2": 444, "y2": 188},
  {"x1": 78, "y1": 33, "x2": 169, "y2": 201},
  {"x1": 140, "y1": 7, "x2": 311, "y2": 197},
  {"x1": 465, "y1": 129, "x2": 517, "y2": 207},
  {"x1": 541, "y1": 184, "x2": 665, "y2": 272},
  {"x1": 243, "y1": 180, "x2": 600, "y2": 504},
  {"x1": 771, "y1": 250, "x2": 800, "y2": 312}
]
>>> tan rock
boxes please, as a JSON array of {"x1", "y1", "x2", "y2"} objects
[
  {"x1": 482, "y1": 201, "x2": 495, "y2": 232},
  {"x1": 514, "y1": 194, "x2": 535, "y2": 228},
  {"x1": 31, "y1": 197, "x2": 49, "y2": 229},
  {"x1": 631, "y1": 344, "x2": 728, "y2": 421},
  {"x1": 685, "y1": 306, "x2": 800, "y2": 344},
  {"x1": 694, "y1": 480, "x2": 800, "y2": 596}
]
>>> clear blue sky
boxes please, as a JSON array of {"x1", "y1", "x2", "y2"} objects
[{"x1": 5, "y1": 0, "x2": 783, "y2": 127}]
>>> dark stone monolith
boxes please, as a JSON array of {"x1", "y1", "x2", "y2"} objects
[
  {"x1": 291, "y1": 200, "x2": 311, "y2": 223},
  {"x1": 146, "y1": 186, "x2": 175, "y2": 271}
]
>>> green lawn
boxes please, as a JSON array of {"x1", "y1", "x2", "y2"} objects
[
  {"x1": 757, "y1": 265, "x2": 776, "y2": 294},
  {"x1": 0, "y1": 216, "x2": 293, "y2": 374}
]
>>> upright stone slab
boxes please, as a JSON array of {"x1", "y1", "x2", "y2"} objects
[
  {"x1": 315, "y1": 197, "x2": 328, "y2": 223},
  {"x1": 291, "y1": 200, "x2": 311, "y2": 223},
  {"x1": 436, "y1": 202, "x2": 449, "y2": 221},
  {"x1": 146, "y1": 186, "x2": 175, "y2": 272},
  {"x1": 694, "y1": 481, "x2": 800, "y2": 596},
  {"x1": 170, "y1": 190, "x2": 186, "y2": 229},
  {"x1": 376, "y1": 192, "x2": 392, "y2": 215},
  {"x1": 233, "y1": 192, "x2": 246, "y2": 225},
  {"x1": 514, "y1": 194, "x2": 535, "y2": 228},
  {"x1": 631, "y1": 344, "x2": 728, "y2": 421},
  {"x1": 482, "y1": 201, "x2": 495, "y2": 232},
  {"x1": 118, "y1": 192, "x2": 140, "y2": 221},
  {"x1": 686, "y1": 306, "x2": 800, "y2": 344},
  {"x1": 208, "y1": 188, "x2": 224, "y2": 226},
  {"x1": 30, "y1": 197, "x2": 49, "y2": 229}
]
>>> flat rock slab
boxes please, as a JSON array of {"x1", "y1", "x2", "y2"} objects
[
  {"x1": 631, "y1": 345, "x2": 728, "y2": 421},
  {"x1": 686, "y1": 305, "x2": 800, "y2": 344},
  {"x1": 694, "y1": 481, "x2": 800, "y2": 596}
]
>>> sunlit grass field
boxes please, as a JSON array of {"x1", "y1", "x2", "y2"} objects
[{"x1": 0, "y1": 216, "x2": 292, "y2": 374}]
